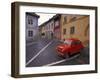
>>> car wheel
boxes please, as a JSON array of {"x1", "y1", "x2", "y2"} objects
[
  {"x1": 65, "y1": 54, "x2": 69, "y2": 58},
  {"x1": 65, "y1": 52, "x2": 71, "y2": 58}
]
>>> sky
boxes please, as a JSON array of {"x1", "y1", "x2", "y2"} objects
[{"x1": 36, "y1": 12, "x2": 56, "y2": 26}]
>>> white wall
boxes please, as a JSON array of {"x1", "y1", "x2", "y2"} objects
[
  {"x1": 26, "y1": 14, "x2": 39, "y2": 40},
  {"x1": 0, "y1": 0, "x2": 100, "y2": 80},
  {"x1": 26, "y1": 15, "x2": 38, "y2": 28}
]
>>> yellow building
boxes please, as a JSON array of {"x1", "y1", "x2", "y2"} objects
[
  {"x1": 60, "y1": 14, "x2": 89, "y2": 46},
  {"x1": 39, "y1": 14, "x2": 89, "y2": 47}
]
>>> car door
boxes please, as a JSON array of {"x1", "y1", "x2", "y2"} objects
[
  {"x1": 76, "y1": 41, "x2": 82, "y2": 51},
  {"x1": 70, "y1": 41, "x2": 77, "y2": 53}
]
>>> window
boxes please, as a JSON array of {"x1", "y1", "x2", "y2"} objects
[
  {"x1": 51, "y1": 23, "x2": 54, "y2": 29},
  {"x1": 72, "y1": 41, "x2": 81, "y2": 45},
  {"x1": 28, "y1": 19, "x2": 30, "y2": 24},
  {"x1": 64, "y1": 40, "x2": 71, "y2": 45},
  {"x1": 49, "y1": 24, "x2": 50, "y2": 30},
  {"x1": 28, "y1": 18, "x2": 33, "y2": 25},
  {"x1": 28, "y1": 30, "x2": 33, "y2": 37},
  {"x1": 63, "y1": 16, "x2": 67, "y2": 25},
  {"x1": 55, "y1": 20, "x2": 59, "y2": 27},
  {"x1": 74, "y1": 41, "x2": 81, "y2": 45},
  {"x1": 63, "y1": 29, "x2": 66, "y2": 35},
  {"x1": 70, "y1": 26, "x2": 75, "y2": 34}
]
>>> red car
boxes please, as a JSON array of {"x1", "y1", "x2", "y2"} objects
[{"x1": 56, "y1": 38, "x2": 84, "y2": 58}]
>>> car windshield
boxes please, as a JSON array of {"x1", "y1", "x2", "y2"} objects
[{"x1": 64, "y1": 40, "x2": 72, "y2": 45}]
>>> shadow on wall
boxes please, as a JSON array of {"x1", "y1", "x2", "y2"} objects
[{"x1": 83, "y1": 40, "x2": 89, "y2": 47}]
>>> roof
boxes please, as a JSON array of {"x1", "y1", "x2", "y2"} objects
[
  {"x1": 26, "y1": 12, "x2": 40, "y2": 18},
  {"x1": 39, "y1": 14, "x2": 61, "y2": 27}
]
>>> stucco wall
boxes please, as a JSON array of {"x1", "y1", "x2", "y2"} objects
[
  {"x1": 26, "y1": 14, "x2": 39, "y2": 41},
  {"x1": 61, "y1": 15, "x2": 89, "y2": 46}
]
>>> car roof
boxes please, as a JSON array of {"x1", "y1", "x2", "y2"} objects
[{"x1": 65, "y1": 38, "x2": 80, "y2": 41}]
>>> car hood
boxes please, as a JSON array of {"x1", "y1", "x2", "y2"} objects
[{"x1": 57, "y1": 44, "x2": 69, "y2": 49}]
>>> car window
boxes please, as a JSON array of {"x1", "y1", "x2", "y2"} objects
[
  {"x1": 64, "y1": 40, "x2": 72, "y2": 45},
  {"x1": 72, "y1": 41, "x2": 81, "y2": 45},
  {"x1": 77, "y1": 41, "x2": 81, "y2": 44}
]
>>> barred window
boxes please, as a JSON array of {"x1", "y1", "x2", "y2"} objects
[
  {"x1": 28, "y1": 18, "x2": 33, "y2": 25},
  {"x1": 63, "y1": 16, "x2": 67, "y2": 25},
  {"x1": 63, "y1": 29, "x2": 66, "y2": 35},
  {"x1": 70, "y1": 26, "x2": 75, "y2": 34},
  {"x1": 28, "y1": 30, "x2": 33, "y2": 37}
]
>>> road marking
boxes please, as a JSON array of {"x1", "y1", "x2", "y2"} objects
[
  {"x1": 43, "y1": 54, "x2": 80, "y2": 66},
  {"x1": 26, "y1": 42, "x2": 38, "y2": 46},
  {"x1": 26, "y1": 41, "x2": 53, "y2": 66}
]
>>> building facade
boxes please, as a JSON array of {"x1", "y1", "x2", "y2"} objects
[
  {"x1": 54, "y1": 14, "x2": 61, "y2": 40},
  {"x1": 26, "y1": 12, "x2": 40, "y2": 42},
  {"x1": 39, "y1": 18, "x2": 55, "y2": 39},
  {"x1": 60, "y1": 14, "x2": 89, "y2": 46},
  {"x1": 39, "y1": 14, "x2": 89, "y2": 46},
  {"x1": 39, "y1": 14, "x2": 61, "y2": 40}
]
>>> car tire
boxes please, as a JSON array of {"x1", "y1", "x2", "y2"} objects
[
  {"x1": 65, "y1": 54, "x2": 69, "y2": 58},
  {"x1": 65, "y1": 52, "x2": 71, "y2": 58}
]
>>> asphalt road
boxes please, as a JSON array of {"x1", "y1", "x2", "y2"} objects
[{"x1": 26, "y1": 38, "x2": 89, "y2": 67}]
